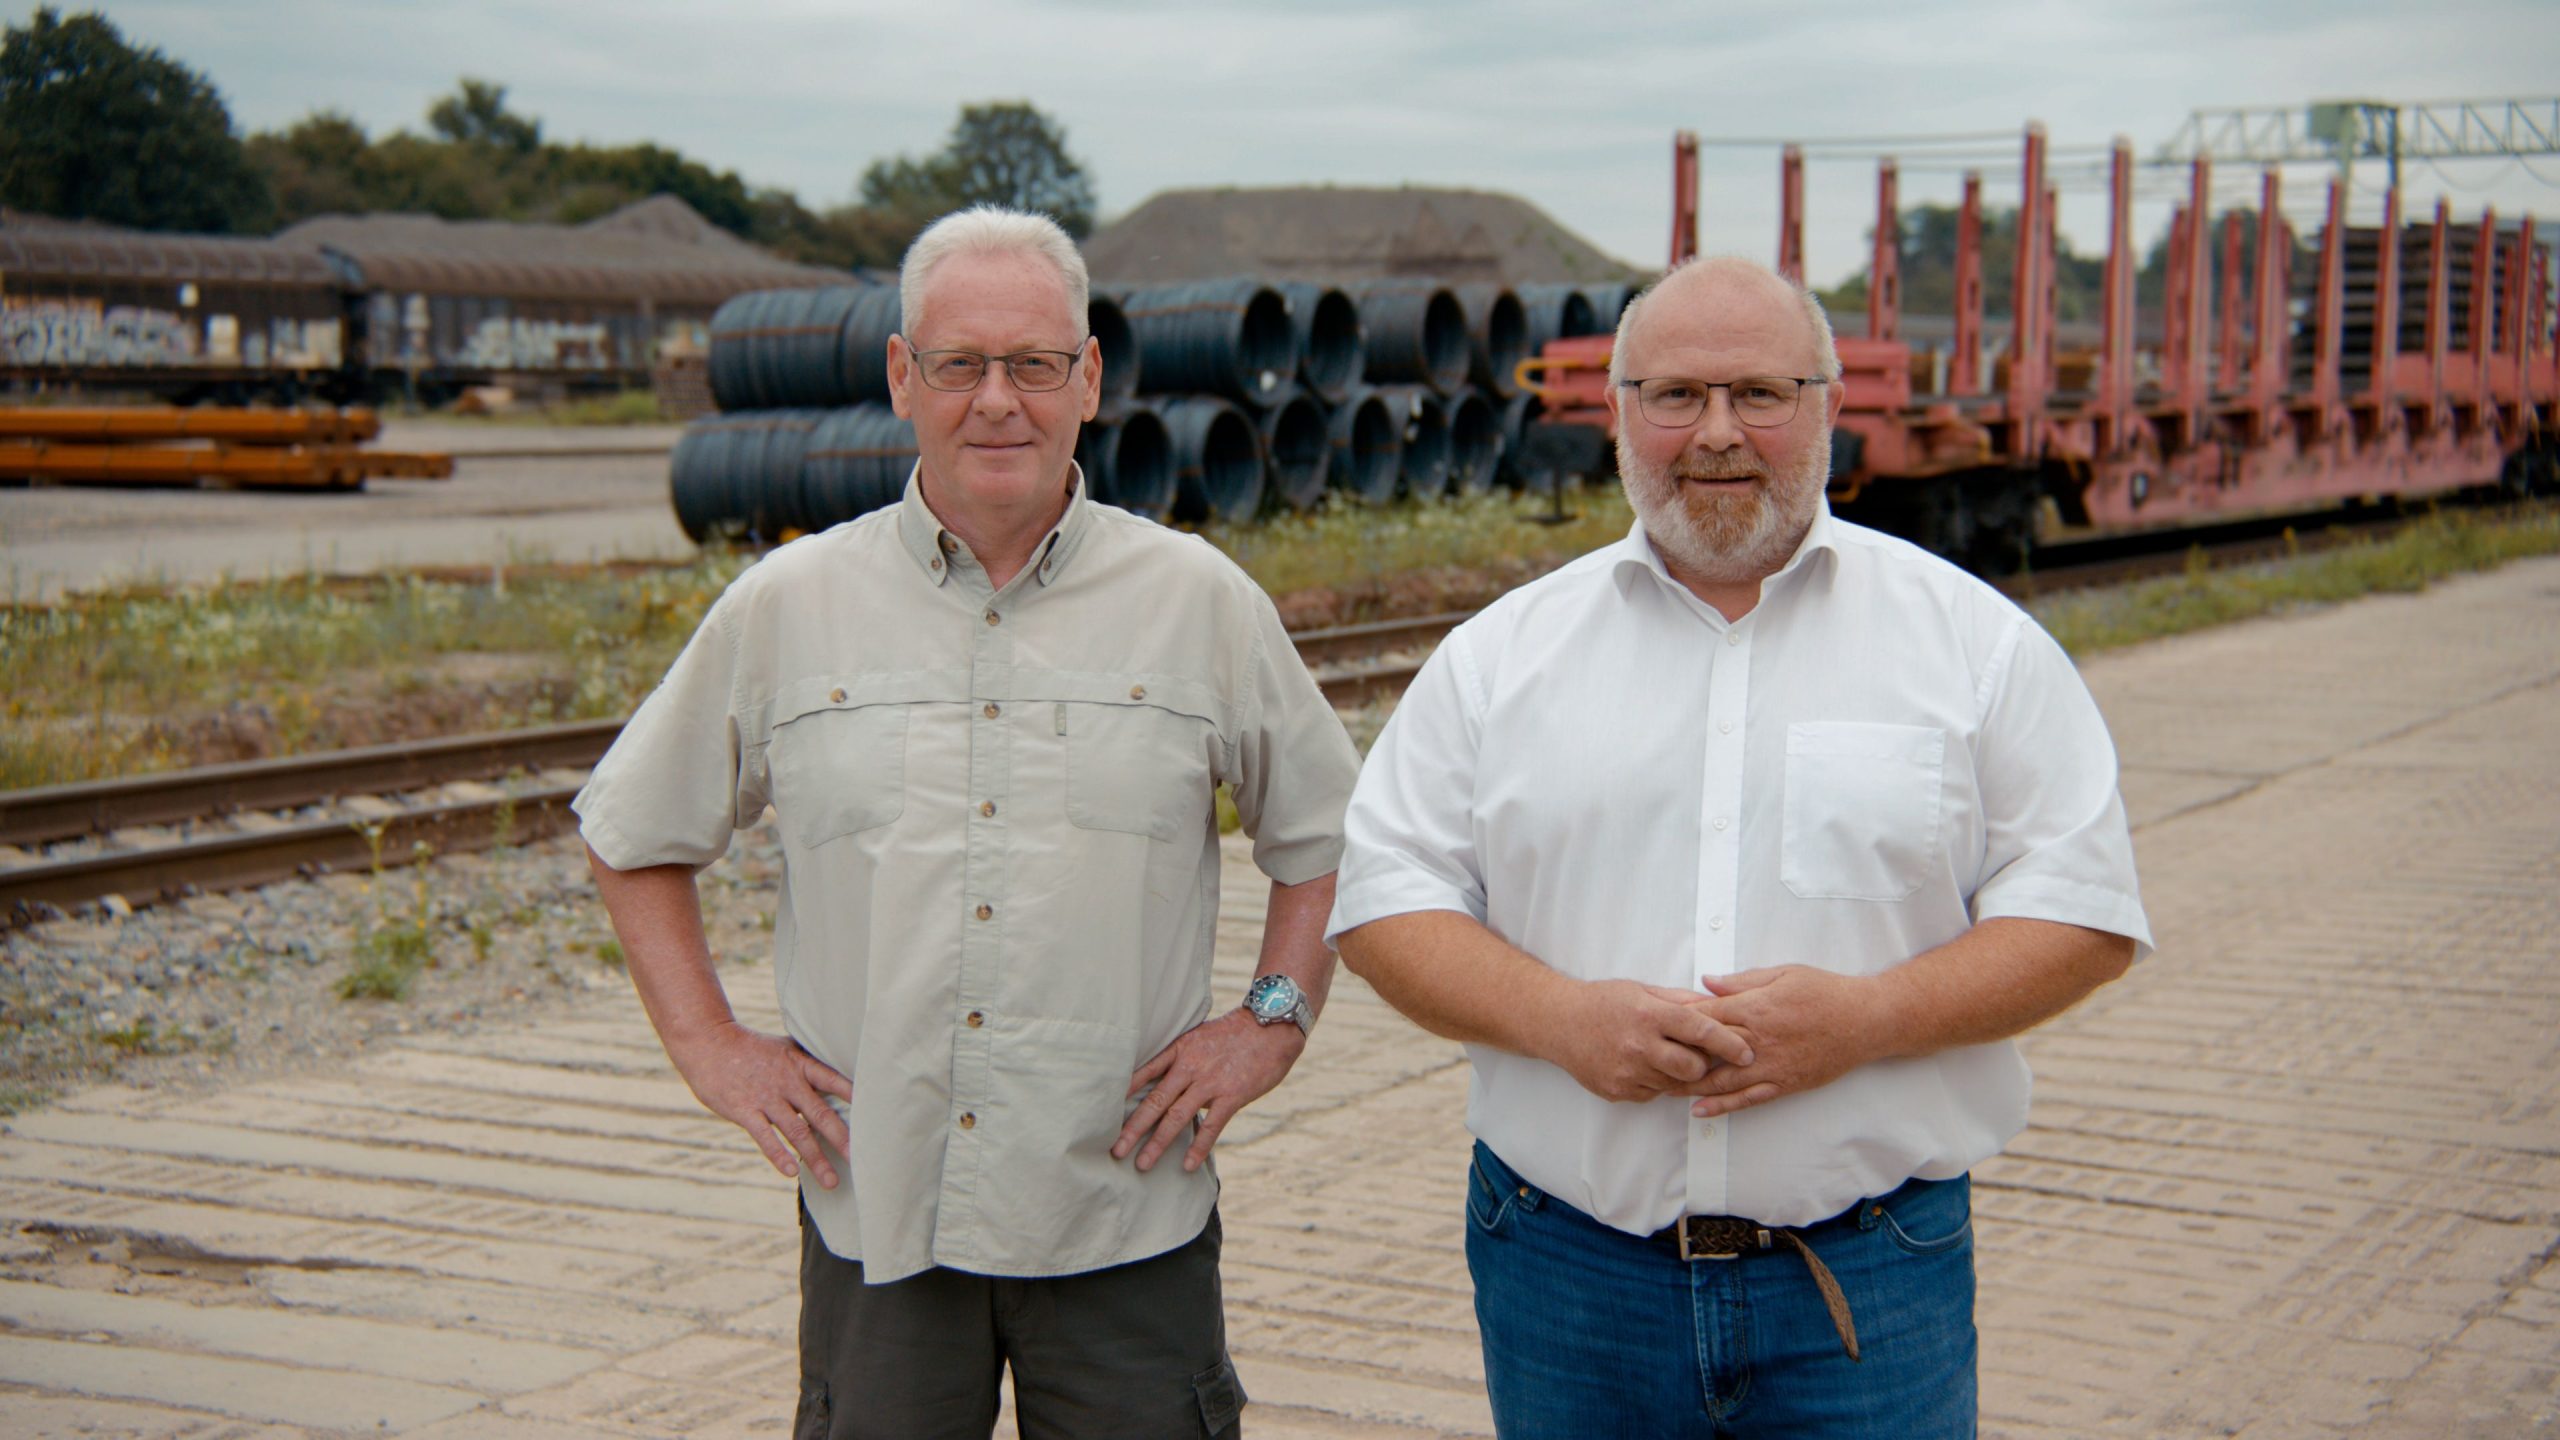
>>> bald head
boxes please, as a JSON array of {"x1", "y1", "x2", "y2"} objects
[{"x1": 1609, "y1": 256, "x2": 1839, "y2": 389}]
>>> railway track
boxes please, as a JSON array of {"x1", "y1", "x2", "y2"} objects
[
  {"x1": 2, "y1": 502, "x2": 2516, "y2": 924},
  {"x1": 0, "y1": 614, "x2": 1465, "y2": 924}
]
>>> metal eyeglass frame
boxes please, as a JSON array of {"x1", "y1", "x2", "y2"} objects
[
  {"x1": 910, "y1": 345, "x2": 1089, "y2": 393},
  {"x1": 1617, "y1": 376, "x2": 1830, "y2": 428}
]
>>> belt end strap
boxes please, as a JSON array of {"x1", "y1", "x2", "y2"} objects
[{"x1": 1771, "y1": 1229, "x2": 1861, "y2": 1363}]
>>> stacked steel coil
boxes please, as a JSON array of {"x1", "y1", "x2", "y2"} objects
[{"x1": 677, "y1": 269, "x2": 1621, "y2": 540}]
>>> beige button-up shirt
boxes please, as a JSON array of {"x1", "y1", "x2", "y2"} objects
[{"x1": 575, "y1": 469, "x2": 1359, "y2": 1283}]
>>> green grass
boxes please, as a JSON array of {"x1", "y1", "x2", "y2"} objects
[
  {"x1": 0, "y1": 550, "x2": 753, "y2": 789},
  {"x1": 2029, "y1": 508, "x2": 2560, "y2": 657},
  {"x1": 1204, "y1": 486, "x2": 1633, "y2": 601},
  {"x1": 6, "y1": 497, "x2": 2553, "y2": 793}
]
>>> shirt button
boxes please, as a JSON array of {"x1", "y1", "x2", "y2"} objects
[
  {"x1": 958, "y1": 1112, "x2": 976, "y2": 1130},
  {"x1": 1712, "y1": 817, "x2": 1729, "y2": 832},
  {"x1": 1709, "y1": 915, "x2": 1726, "y2": 931},
  {"x1": 983, "y1": 703, "x2": 1000, "y2": 719},
  {"x1": 966, "y1": 1010, "x2": 985, "y2": 1028},
  {"x1": 1699, "y1": 1122, "x2": 1719, "y2": 1138},
  {"x1": 1719, "y1": 720, "x2": 1734, "y2": 734},
  {"x1": 939, "y1": 535, "x2": 957, "y2": 553},
  {"x1": 1129, "y1": 684, "x2": 1146, "y2": 700},
  {"x1": 979, "y1": 801, "x2": 996, "y2": 818},
  {"x1": 1725, "y1": 631, "x2": 1742, "y2": 647},
  {"x1": 985, "y1": 610, "x2": 1000, "y2": 626},
  {"x1": 829, "y1": 687, "x2": 846, "y2": 704},
  {"x1": 930, "y1": 557, "x2": 943, "y2": 571},
  {"x1": 975, "y1": 903, "x2": 993, "y2": 921}
]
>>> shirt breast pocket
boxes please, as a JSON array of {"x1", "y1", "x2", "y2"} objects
[
  {"x1": 767, "y1": 697, "x2": 909, "y2": 850},
  {"x1": 1780, "y1": 721, "x2": 1946, "y2": 902},
  {"x1": 1059, "y1": 694, "x2": 1216, "y2": 844}
]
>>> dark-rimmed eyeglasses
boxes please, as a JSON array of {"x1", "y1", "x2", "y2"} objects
[
  {"x1": 1619, "y1": 375, "x2": 1828, "y2": 428},
  {"x1": 911, "y1": 346, "x2": 1086, "y2": 393}
]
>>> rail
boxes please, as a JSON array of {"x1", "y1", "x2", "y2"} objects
[{"x1": 0, "y1": 508, "x2": 2483, "y2": 924}]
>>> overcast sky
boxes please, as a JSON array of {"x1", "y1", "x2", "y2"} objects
[{"x1": 88, "y1": 0, "x2": 2560, "y2": 287}]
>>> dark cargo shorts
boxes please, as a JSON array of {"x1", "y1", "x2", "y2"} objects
[{"x1": 794, "y1": 1203, "x2": 1244, "y2": 1440}]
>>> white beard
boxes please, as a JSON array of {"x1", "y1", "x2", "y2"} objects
[{"x1": 1616, "y1": 429, "x2": 1828, "y2": 586}]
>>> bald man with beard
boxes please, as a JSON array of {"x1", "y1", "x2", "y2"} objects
[{"x1": 1327, "y1": 255, "x2": 2152, "y2": 1439}]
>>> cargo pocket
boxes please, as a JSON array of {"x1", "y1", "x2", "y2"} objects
[
  {"x1": 1780, "y1": 721, "x2": 1946, "y2": 902},
  {"x1": 768, "y1": 693, "x2": 908, "y2": 849},
  {"x1": 1192, "y1": 1357, "x2": 1246, "y2": 1436},
  {"x1": 1061, "y1": 694, "x2": 1215, "y2": 843},
  {"x1": 792, "y1": 1379, "x2": 829, "y2": 1440}
]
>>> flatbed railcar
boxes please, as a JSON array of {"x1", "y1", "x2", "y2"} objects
[{"x1": 1522, "y1": 126, "x2": 2558, "y2": 571}]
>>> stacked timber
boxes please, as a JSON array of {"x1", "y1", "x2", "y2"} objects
[
  {"x1": 0, "y1": 407, "x2": 452, "y2": 489},
  {"x1": 676, "y1": 271, "x2": 1616, "y2": 544}
]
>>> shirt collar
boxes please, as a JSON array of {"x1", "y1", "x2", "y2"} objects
[
  {"x1": 1611, "y1": 497, "x2": 1842, "y2": 606},
  {"x1": 895, "y1": 461, "x2": 1094, "y2": 589}
]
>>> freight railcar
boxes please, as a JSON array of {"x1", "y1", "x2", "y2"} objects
[{"x1": 0, "y1": 197, "x2": 850, "y2": 405}]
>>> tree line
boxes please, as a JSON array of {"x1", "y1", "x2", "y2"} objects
[{"x1": 0, "y1": 7, "x2": 1097, "y2": 270}]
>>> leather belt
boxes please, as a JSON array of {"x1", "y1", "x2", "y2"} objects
[{"x1": 1649, "y1": 1214, "x2": 1862, "y2": 1363}]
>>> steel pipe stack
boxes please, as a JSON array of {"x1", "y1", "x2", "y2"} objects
[
  {"x1": 1495, "y1": 392, "x2": 1546, "y2": 491},
  {"x1": 1347, "y1": 282, "x2": 1470, "y2": 397},
  {"x1": 1116, "y1": 280, "x2": 1297, "y2": 406},
  {"x1": 1148, "y1": 394, "x2": 1265, "y2": 522},
  {"x1": 1578, "y1": 281, "x2": 1639, "y2": 333},
  {"x1": 1454, "y1": 285, "x2": 1528, "y2": 400},
  {"x1": 1515, "y1": 283, "x2": 1602, "y2": 357},
  {"x1": 1087, "y1": 295, "x2": 1139, "y2": 400},
  {"x1": 670, "y1": 409, "x2": 829, "y2": 543},
  {"x1": 1446, "y1": 389, "x2": 1502, "y2": 496},
  {"x1": 1079, "y1": 404, "x2": 1175, "y2": 518},
  {"x1": 1274, "y1": 282, "x2": 1364, "y2": 404},
  {"x1": 1371, "y1": 384, "x2": 1452, "y2": 499},
  {"x1": 708, "y1": 285, "x2": 901, "y2": 410},
  {"x1": 1326, "y1": 389, "x2": 1402, "y2": 504},
  {"x1": 802, "y1": 405, "x2": 920, "y2": 530},
  {"x1": 1255, "y1": 388, "x2": 1331, "y2": 511}
]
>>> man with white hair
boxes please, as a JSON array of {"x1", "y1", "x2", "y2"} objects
[
  {"x1": 577, "y1": 205, "x2": 1359, "y2": 1438},
  {"x1": 1329, "y1": 255, "x2": 2151, "y2": 1437}
]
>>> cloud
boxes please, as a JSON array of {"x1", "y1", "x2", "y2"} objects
[{"x1": 88, "y1": 0, "x2": 2560, "y2": 285}]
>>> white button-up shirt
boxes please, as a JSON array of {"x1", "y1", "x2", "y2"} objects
[{"x1": 1327, "y1": 506, "x2": 2151, "y2": 1234}]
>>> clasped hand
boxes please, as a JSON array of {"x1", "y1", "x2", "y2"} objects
[{"x1": 1551, "y1": 966, "x2": 1886, "y2": 1119}]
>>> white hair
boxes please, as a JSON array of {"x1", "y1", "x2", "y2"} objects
[
  {"x1": 897, "y1": 204, "x2": 1090, "y2": 338},
  {"x1": 1608, "y1": 254, "x2": 1840, "y2": 387}
]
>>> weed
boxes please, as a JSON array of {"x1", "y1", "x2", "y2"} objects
[
  {"x1": 338, "y1": 825, "x2": 437, "y2": 1001},
  {"x1": 2032, "y1": 508, "x2": 2560, "y2": 656},
  {"x1": 594, "y1": 938, "x2": 626, "y2": 967},
  {"x1": 93, "y1": 1017, "x2": 198, "y2": 1056}
]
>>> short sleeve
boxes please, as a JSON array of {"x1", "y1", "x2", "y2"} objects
[
  {"x1": 1968, "y1": 620, "x2": 2154, "y2": 958},
  {"x1": 1227, "y1": 593, "x2": 1360, "y2": 886},
  {"x1": 1324, "y1": 630, "x2": 1489, "y2": 947},
  {"x1": 573, "y1": 591, "x2": 761, "y2": 871}
]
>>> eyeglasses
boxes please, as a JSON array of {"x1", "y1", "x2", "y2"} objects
[
  {"x1": 1619, "y1": 376, "x2": 1828, "y2": 428},
  {"x1": 911, "y1": 346, "x2": 1086, "y2": 393}
]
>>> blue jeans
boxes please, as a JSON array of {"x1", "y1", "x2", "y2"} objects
[{"x1": 1466, "y1": 1142, "x2": 1977, "y2": 1439}]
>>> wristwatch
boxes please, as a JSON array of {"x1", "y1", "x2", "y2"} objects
[{"x1": 1244, "y1": 974, "x2": 1314, "y2": 1036}]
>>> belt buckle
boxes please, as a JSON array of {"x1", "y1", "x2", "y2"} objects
[{"x1": 1677, "y1": 1218, "x2": 1764, "y2": 1262}]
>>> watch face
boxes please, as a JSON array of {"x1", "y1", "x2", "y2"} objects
[{"x1": 1248, "y1": 976, "x2": 1299, "y2": 1019}]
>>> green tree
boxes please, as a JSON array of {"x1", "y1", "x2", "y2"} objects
[
  {"x1": 243, "y1": 110, "x2": 372, "y2": 220},
  {"x1": 859, "y1": 101, "x2": 1097, "y2": 240},
  {"x1": 0, "y1": 6, "x2": 269, "y2": 231},
  {"x1": 426, "y1": 78, "x2": 541, "y2": 155}
]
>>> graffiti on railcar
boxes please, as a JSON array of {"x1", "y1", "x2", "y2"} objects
[
  {"x1": 457, "y1": 316, "x2": 615, "y2": 371},
  {"x1": 2, "y1": 298, "x2": 199, "y2": 367}
]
